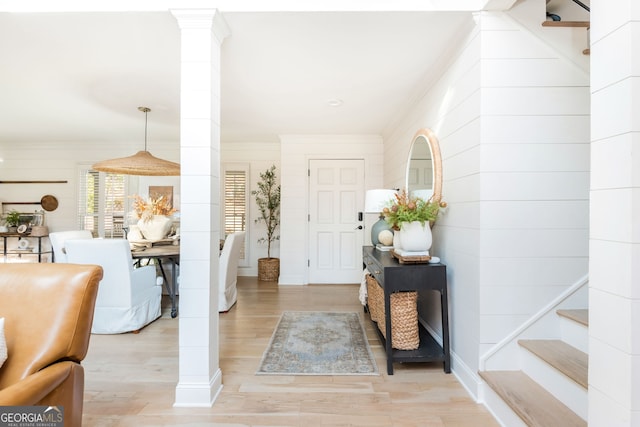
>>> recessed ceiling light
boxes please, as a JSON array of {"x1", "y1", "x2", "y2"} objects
[{"x1": 327, "y1": 99, "x2": 343, "y2": 107}]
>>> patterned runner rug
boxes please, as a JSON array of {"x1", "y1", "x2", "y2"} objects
[{"x1": 257, "y1": 311, "x2": 378, "y2": 375}]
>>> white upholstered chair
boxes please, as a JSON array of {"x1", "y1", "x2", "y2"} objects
[
  {"x1": 65, "y1": 238, "x2": 162, "y2": 334},
  {"x1": 219, "y1": 231, "x2": 245, "y2": 312},
  {"x1": 49, "y1": 230, "x2": 93, "y2": 263}
]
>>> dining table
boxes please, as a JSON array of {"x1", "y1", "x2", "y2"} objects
[{"x1": 131, "y1": 243, "x2": 180, "y2": 318}]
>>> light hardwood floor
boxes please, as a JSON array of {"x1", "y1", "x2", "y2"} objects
[{"x1": 82, "y1": 276, "x2": 499, "y2": 427}]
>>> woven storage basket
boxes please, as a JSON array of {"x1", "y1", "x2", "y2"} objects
[
  {"x1": 258, "y1": 257, "x2": 280, "y2": 281},
  {"x1": 366, "y1": 274, "x2": 383, "y2": 323},
  {"x1": 366, "y1": 275, "x2": 419, "y2": 350}
]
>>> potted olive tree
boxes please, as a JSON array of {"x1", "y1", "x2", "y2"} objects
[{"x1": 252, "y1": 165, "x2": 281, "y2": 281}]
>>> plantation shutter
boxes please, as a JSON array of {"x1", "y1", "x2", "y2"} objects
[
  {"x1": 77, "y1": 166, "x2": 127, "y2": 238},
  {"x1": 77, "y1": 169, "x2": 99, "y2": 236},
  {"x1": 222, "y1": 164, "x2": 249, "y2": 265},
  {"x1": 104, "y1": 173, "x2": 126, "y2": 237},
  {"x1": 224, "y1": 170, "x2": 247, "y2": 235}
]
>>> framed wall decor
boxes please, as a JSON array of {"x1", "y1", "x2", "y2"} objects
[{"x1": 149, "y1": 186, "x2": 173, "y2": 208}]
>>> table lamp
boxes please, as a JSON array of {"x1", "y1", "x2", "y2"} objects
[{"x1": 364, "y1": 189, "x2": 397, "y2": 246}]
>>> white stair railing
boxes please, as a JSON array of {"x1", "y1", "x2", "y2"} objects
[{"x1": 480, "y1": 274, "x2": 588, "y2": 371}]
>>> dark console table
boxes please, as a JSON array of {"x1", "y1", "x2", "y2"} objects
[{"x1": 363, "y1": 246, "x2": 450, "y2": 375}]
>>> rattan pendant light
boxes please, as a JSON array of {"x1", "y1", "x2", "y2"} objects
[{"x1": 92, "y1": 107, "x2": 180, "y2": 176}]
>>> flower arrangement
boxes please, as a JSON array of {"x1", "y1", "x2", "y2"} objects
[
  {"x1": 131, "y1": 195, "x2": 178, "y2": 222},
  {"x1": 382, "y1": 189, "x2": 442, "y2": 230}
]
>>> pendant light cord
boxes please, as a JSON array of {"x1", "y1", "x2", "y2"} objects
[{"x1": 138, "y1": 106, "x2": 151, "y2": 152}]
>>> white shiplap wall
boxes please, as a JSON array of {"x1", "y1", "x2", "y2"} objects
[
  {"x1": 0, "y1": 139, "x2": 283, "y2": 277},
  {"x1": 383, "y1": 8, "x2": 590, "y2": 398},
  {"x1": 0, "y1": 140, "x2": 179, "y2": 232},
  {"x1": 221, "y1": 141, "x2": 280, "y2": 277},
  {"x1": 588, "y1": 0, "x2": 640, "y2": 424},
  {"x1": 477, "y1": 8, "x2": 590, "y2": 361},
  {"x1": 279, "y1": 134, "x2": 384, "y2": 285}
]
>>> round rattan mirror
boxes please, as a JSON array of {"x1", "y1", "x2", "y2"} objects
[{"x1": 405, "y1": 128, "x2": 442, "y2": 203}]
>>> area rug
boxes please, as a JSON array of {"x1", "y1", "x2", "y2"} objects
[{"x1": 257, "y1": 311, "x2": 378, "y2": 375}]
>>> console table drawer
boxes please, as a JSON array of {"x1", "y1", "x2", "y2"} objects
[{"x1": 363, "y1": 252, "x2": 384, "y2": 285}]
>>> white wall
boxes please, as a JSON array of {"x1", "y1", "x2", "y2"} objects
[
  {"x1": 383, "y1": 8, "x2": 590, "y2": 398},
  {"x1": 221, "y1": 141, "x2": 280, "y2": 276},
  {"x1": 0, "y1": 138, "x2": 283, "y2": 276},
  {"x1": 589, "y1": 1, "x2": 640, "y2": 425},
  {"x1": 279, "y1": 134, "x2": 384, "y2": 285},
  {"x1": 383, "y1": 13, "x2": 485, "y2": 394},
  {"x1": 0, "y1": 140, "x2": 179, "y2": 232}
]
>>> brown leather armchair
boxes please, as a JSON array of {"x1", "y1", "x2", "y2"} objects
[{"x1": 0, "y1": 263, "x2": 102, "y2": 427}]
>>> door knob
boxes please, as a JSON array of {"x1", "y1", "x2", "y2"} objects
[{"x1": 355, "y1": 225, "x2": 363, "y2": 230}]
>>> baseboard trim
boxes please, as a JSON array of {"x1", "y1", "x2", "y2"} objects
[
  {"x1": 419, "y1": 318, "x2": 483, "y2": 402},
  {"x1": 173, "y1": 368, "x2": 223, "y2": 407}
]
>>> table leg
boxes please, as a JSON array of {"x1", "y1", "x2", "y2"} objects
[
  {"x1": 170, "y1": 257, "x2": 178, "y2": 318},
  {"x1": 385, "y1": 291, "x2": 394, "y2": 375},
  {"x1": 156, "y1": 259, "x2": 178, "y2": 318},
  {"x1": 441, "y1": 288, "x2": 451, "y2": 373},
  {"x1": 156, "y1": 259, "x2": 170, "y2": 296}
]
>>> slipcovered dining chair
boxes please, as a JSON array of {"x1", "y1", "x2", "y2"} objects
[
  {"x1": 65, "y1": 238, "x2": 163, "y2": 334},
  {"x1": 49, "y1": 230, "x2": 93, "y2": 263},
  {"x1": 219, "y1": 231, "x2": 245, "y2": 312}
]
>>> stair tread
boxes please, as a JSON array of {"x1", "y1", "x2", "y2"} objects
[
  {"x1": 542, "y1": 20, "x2": 590, "y2": 28},
  {"x1": 557, "y1": 309, "x2": 588, "y2": 326},
  {"x1": 518, "y1": 339, "x2": 588, "y2": 388},
  {"x1": 480, "y1": 370, "x2": 586, "y2": 427}
]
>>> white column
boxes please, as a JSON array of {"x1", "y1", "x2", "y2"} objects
[
  {"x1": 589, "y1": 1, "x2": 640, "y2": 425},
  {"x1": 170, "y1": 8, "x2": 229, "y2": 407}
]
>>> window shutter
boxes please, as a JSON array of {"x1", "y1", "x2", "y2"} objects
[
  {"x1": 224, "y1": 170, "x2": 247, "y2": 235},
  {"x1": 104, "y1": 173, "x2": 126, "y2": 238},
  {"x1": 223, "y1": 165, "x2": 249, "y2": 265},
  {"x1": 77, "y1": 166, "x2": 127, "y2": 238},
  {"x1": 78, "y1": 169, "x2": 99, "y2": 236}
]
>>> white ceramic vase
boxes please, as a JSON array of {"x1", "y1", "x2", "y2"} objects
[
  {"x1": 398, "y1": 221, "x2": 432, "y2": 253},
  {"x1": 392, "y1": 229, "x2": 402, "y2": 251},
  {"x1": 137, "y1": 215, "x2": 172, "y2": 241}
]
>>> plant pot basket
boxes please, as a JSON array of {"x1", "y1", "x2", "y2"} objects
[
  {"x1": 258, "y1": 257, "x2": 280, "y2": 281},
  {"x1": 366, "y1": 274, "x2": 419, "y2": 350}
]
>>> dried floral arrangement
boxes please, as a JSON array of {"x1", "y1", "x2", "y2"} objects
[
  {"x1": 382, "y1": 189, "x2": 442, "y2": 230},
  {"x1": 132, "y1": 195, "x2": 178, "y2": 222}
]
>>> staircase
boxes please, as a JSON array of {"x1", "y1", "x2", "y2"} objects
[
  {"x1": 480, "y1": 309, "x2": 588, "y2": 427},
  {"x1": 542, "y1": 0, "x2": 591, "y2": 54},
  {"x1": 541, "y1": 20, "x2": 590, "y2": 55}
]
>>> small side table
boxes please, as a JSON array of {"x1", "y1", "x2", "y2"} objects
[{"x1": 0, "y1": 232, "x2": 51, "y2": 263}]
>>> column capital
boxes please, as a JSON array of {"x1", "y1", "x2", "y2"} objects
[{"x1": 171, "y1": 8, "x2": 230, "y2": 44}]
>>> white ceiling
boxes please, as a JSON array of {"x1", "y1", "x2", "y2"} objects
[{"x1": 0, "y1": 8, "x2": 475, "y2": 147}]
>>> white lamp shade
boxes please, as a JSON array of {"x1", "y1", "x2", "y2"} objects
[{"x1": 364, "y1": 189, "x2": 397, "y2": 213}]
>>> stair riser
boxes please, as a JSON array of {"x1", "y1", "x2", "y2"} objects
[
  {"x1": 559, "y1": 315, "x2": 588, "y2": 353},
  {"x1": 521, "y1": 350, "x2": 588, "y2": 420},
  {"x1": 480, "y1": 383, "x2": 528, "y2": 427}
]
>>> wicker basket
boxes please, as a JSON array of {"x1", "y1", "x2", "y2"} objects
[
  {"x1": 366, "y1": 274, "x2": 419, "y2": 350},
  {"x1": 366, "y1": 274, "x2": 383, "y2": 323},
  {"x1": 258, "y1": 257, "x2": 280, "y2": 281},
  {"x1": 29, "y1": 226, "x2": 49, "y2": 237}
]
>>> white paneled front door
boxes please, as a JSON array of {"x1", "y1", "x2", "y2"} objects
[{"x1": 308, "y1": 159, "x2": 365, "y2": 284}]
